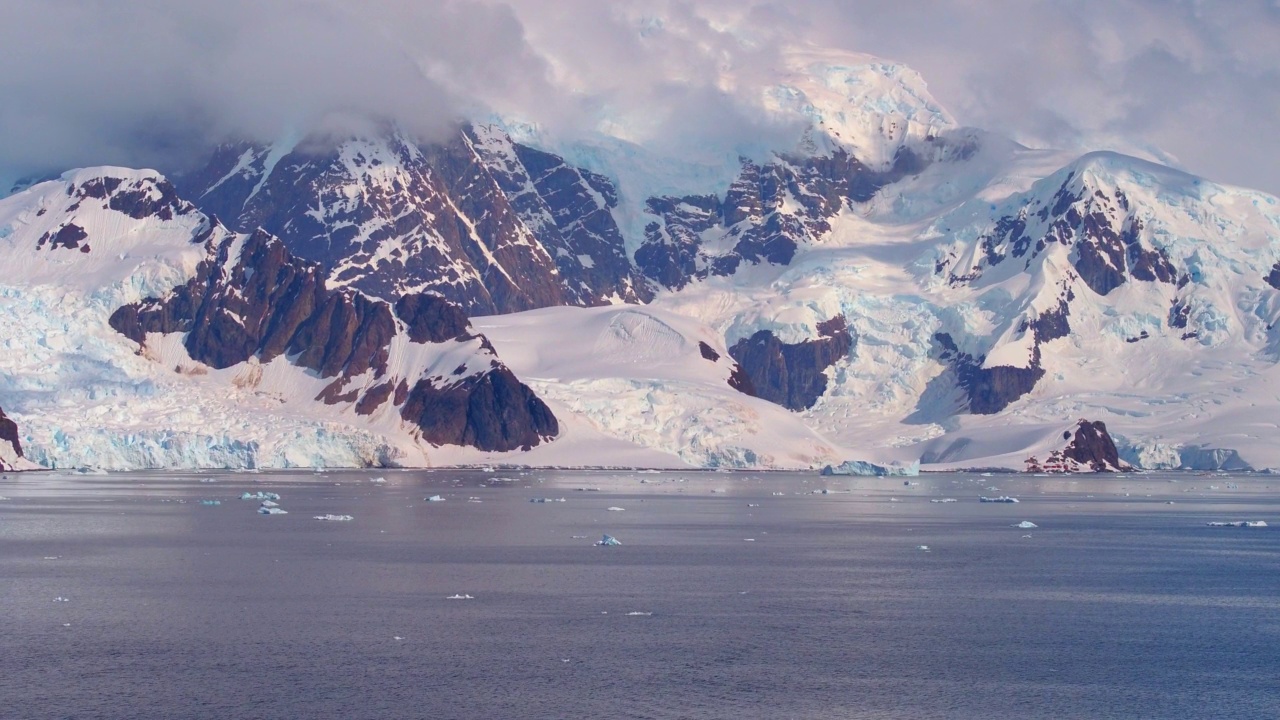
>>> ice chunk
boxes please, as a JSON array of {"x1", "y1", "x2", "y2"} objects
[
  {"x1": 822, "y1": 460, "x2": 921, "y2": 477},
  {"x1": 425, "y1": 495, "x2": 446, "y2": 502},
  {"x1": 626, "y1": 612, "x2": 653, "y2": 616},
  {"x1": 607, "y1": 506, "x2": 626, "y2": 512},
  {"x1": 979, "y1": 496, "x2": 1020, "y2": 503},
  {"x1": 917, "y1": 545, "x2": 930, "y2": 551},
  {"x1": 1206, "y1": 520, "x2": 1268, "y2": 527},
  {"x1": 257, "y1": 506, "x2": 288, "y2": 515},
  {"x1": 1014, "y1": 521, "x2": 1038, "y2": 529},
  {"x1": 241, "y1": 492, "x2": 281, "y2": 501},
  {"x1": 529, "y1": 497, "x2": 567, "y2": 503},
  {"x1": 595, "y1": 534, "x2": 622, "y2": 546},
  {"x1": 54, "y1": 596, "x2": 70, "y2": 602},
  {"x1": 447, "y1": 594, "x2": 474, "y2": 600},
  {"x1": 199, "y1": 500, "x2": 221, "y2": 506},
  {"x1": 930, "y1": 498, "x2": 959, "y2": 503},
  {"x1": 314, "y1": 514, "x2": 354, "y2": 521},
  {"x1": 259, "y1": 500, "x2": 279, "y2": 508},
  {"x1": 370, "y1": 477, "x2": 386, "y2": 484}
]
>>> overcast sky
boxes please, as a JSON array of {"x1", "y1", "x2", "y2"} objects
[{"x1": 3, "y1": 0, "x2": 1278, "y2": 194}]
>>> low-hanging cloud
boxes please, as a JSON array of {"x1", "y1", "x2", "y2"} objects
[{"x1": 1, "y1": 0, "x2": 1277, "y2": 195}]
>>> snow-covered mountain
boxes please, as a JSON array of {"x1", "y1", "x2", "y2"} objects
[{"x1": 3, "y1": 46, "x2": 1279, "y2": 472}]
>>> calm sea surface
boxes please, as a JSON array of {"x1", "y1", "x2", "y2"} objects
[{"x1": 2, "y1": 469, "x2": 1278, "y2": 719}]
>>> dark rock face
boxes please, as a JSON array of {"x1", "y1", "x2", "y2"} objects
[
  {"x1": 941, "y1": 172, "x2": 1182, "y2": 296},
  {"x1": 38, "y1": 223, "x2": 88, "y2": 250},
  {"x1": 110, "y1": 226, "x2": 558, "y2": 452},
  {"x1": 935, "y1": 333, "x2": 1045, "y2": 415},
  {"x1": 0, "y1": 406, "x2": 22, "y2": 459},
  {"x1": 728, "y1": 316, "x2": 854, "y2": 411},
  {"x1": 178, "y1": 125, "x2": 646, "y2": 315},
  {"x1": 467, "y1": 126, "x2": 652, "y2": 305},
  {"x1": 636, "y1": 146, "x2": 938, "y2": 290},
  {"x1": 401, "y1": 368, "x2": 559, "y2": 452},
  {"x1": 1266, "y1": 263, "x2": 1280, "y2": 291},
  {"x1": 1062, "y1": 420, "x2": 1123, "y2": 471}
]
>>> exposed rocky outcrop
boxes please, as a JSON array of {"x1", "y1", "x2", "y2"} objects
[
  {"x1": 728, "y1": 316, "x2": 854, "y2": 411},
  {"x1": 1062, "y1": 420, "x2": 1125, "y2": 471},
  {"x1": 0, "y1": 406, "x2": 23, "y2": 466},
  {"x1": 401, "y1": 368, "x2": 559, "y2": 452},
  {"x1": 110, "y1": 227, "x2": 558, "y2": 452},
  {"x1": 178, "y1": 125, "x2": 646, "y2": 315},
  {"x1": 637, "y1": 140, "x2": 959, "y2": 290},
  {"x1": 1266, "y1": 263, "x2": 1280, "y2": 292},
  {"x1": 934, "y1": 332, "x2": 1045, "y2": 415}
]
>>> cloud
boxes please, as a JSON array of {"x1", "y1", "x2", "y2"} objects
[{"x1": 1, "y1": 0, "x2": 1277, "y2": 195}]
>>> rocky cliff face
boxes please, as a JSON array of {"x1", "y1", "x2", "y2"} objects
[
  {"x1": 109, "y1": 226, "x2": 558, "y2": 452},
  {"x1": 178, "y1": 125, "x2": 648, "y2": 315},
  {"x1": 728, "y1": 316, "x2": 854, "y2": 411},
  {"x1": 1062, "y1": 420, "x2": 1125, "y2": 471},
  {"x1": 0, "y1": 406, "x2": 23, "y2": 471}
]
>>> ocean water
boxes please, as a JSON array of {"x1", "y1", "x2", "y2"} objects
[{"x1": 1, "y1": 469, "x2": 1278, "y2": 719}]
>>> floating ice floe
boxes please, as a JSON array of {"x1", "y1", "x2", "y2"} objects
[
  {"x1": 529, "y1": 497, "x2": 566, "y2": 503},
  {"x1": 425, "y1": 495, "x2": 446, "y2": 502},
  {"x1": 606, "y1": 506, "x2": 626, "y2": 512},
  {"x1": 980, "y1": 496, "x2": 1020, "y2": 503},
  {"x1": 447, "y1": 594, "x2": 474, "y2": 600},
  {"x1": 626, "y1": 612, "x2": 652, "y2": 616},
  {"x1": 1022, "y1": 534, "x2": 1033, "y2": 539},
  {"x1": 259, "y1": 500, "x2": 279, "y2": 508},
  {"x1": 1014, "y1": 521, "x2": 1039, "y2": 529},
  {"x1": 314, "y1": 514, "x2": 354, "y2": 522},
  {"x1": 241, "y1": 492, "x2": 280, "y2": 501},
  {"x1": 370, "y1": 477, "x2": 386, "y2": 484},
  {"x1": 54, "y1": 596, "x2": 70, "y2": 602},
  {"x1": 596, "y1": 534, "x2": 622, "y2": 546},
  {"x1": 917, "y1": 545, "x2": 930, "y2": 551},
  {"x1": 1206, "y1": 521, "x2": 1268, "y2": 528},
  {"x1": 930, "y1": 498, "x2": 959, "y2": 503},
  {"x1": 199, "y1": 478, "x2": 218, "y2": 484},
  {"x1": 822, "y1": 460, "x2": 920, "y2": 477},
  {"x1": 199, "y1": 500, "x2": 221, "y2": 506},
  {"x1": 258, "y1": 506, "x2": 288, "y2": 515}
]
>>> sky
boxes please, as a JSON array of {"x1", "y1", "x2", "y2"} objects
[{"x1": 2, "y1": 0, "x2": 1278, "y2": 195}]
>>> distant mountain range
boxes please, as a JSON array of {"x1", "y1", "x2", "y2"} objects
[{"x1": 1, "y1": 47, "x2": 1276, "y2": 472}]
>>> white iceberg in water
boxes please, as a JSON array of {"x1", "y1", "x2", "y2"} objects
[
  {"x1": 447, "y1": 594, "x2": 474, "y2": 600},
  {"x1": 529, "y1": 497, "x2": 566, "y2": 503},
  {"x1": 369, "y1": 477, "x2": 386, "y2": 484},
  {"x1": 314, "y1": 514, "x2": 354, "y2": 522},
  {"x1": 607, "y1": 506, "x2": 626, "y2": 512},
  {"x1": 241, "y1": 491, "x2": 281, "y2": 501},
  {"x1": 425, "y1": 495, "x2": 446, "y2": 502},
  {"x1": 257, "y1": 506, "x2": 288, "y2": 515},
  {"x1": 931, "y1": 498, "x2": 959, "y2": 504},
  {"x1": 822, "y1": 460, "x2": 920, "y2": 477},
  {"x1": 1014, "y1": 521, "x2": 1038, "y2": 529},
  {"x1": 596, "y1": 534, "x2": 622, "y2": 546},
  {"x1": 260, "y1": 500, "x2": 279, "y2": 508},
  {"x1": 980, "y1": 496, "x2": 1020, "y2": 503},
  {"x1": 1206, "y1": 520, "x2": 1268, "y2": 528}
]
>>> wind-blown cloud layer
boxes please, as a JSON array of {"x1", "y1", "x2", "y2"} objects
[{"x1": 2, "y1": 0, "x2": 1277, "y2": 194}]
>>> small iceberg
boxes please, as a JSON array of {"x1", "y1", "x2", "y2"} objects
[
  {"x1": 917, "y1": 545, "x2": 930, "y2": 552},
  {"x1": 980, "y1": 496, "x2": 1020, "y2": 503},
  {"x1": 1014, "y1": 521, "x2": 1039, "y2": 529},
  {"x1": 314, "y1": 514, "x2": 354, "y2": 522},
  {"x1": 626, "y1": 612, "x2": 653, "y2": 616},
  {"x1": 425, "y1": 495, "x2": 446, "y2": 502},
  {"x1": 257, "y1": 506, "x2": 288, "y2": 515},
  {"x1": 370, "y1": 477, "x2": 386, "y2": 484},
  {"x1": 930, "y1": 498, "x2": 959, "y2": 504},
  {"x1": 606, "y1": 506, "x2": 626, "y2": 512},
  {"x1": 1206, "y1": 520, "x2": 1268, "y2": 528},
  {"x1": 199, "y1": 500, "x2": 221, "y2": 506},
  {"x1": 241, "y1": 492, "x2": 281, "y2": 501},
  {"x1": 595, "y1": 534, "x2": 622, "y2": 547},
  {"x1": 529, "y1": 497, "x2": 566, "y2": 503},
  {"x1": 260, "y1": 500, "x2": 279, "y2": 508},
  {"x1": 822, "y1": 460, "x2": 920, "y2": 477},
  {"x1": 447, "y1": 594, "x2": 475, "y2": 600}
]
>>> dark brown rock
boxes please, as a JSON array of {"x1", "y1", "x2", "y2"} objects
[
  {"x1": 0, "y1": 406, "x2": 22, "y2": 459},
  {"x1": 1062, "y1": 420, "x2": 1124, "y2": 471},
  {"x1": 728, "y1": 316, "x2": 854, "y2": 411},
  {"x1": 401, "y1": 367, "x2": 559, "y2": 452},
  {"x1": 395, "y1": 293, "x2": 470, "y2": 344},
  {"x1": 935, "y1": 333, "x2": 1045, "y2": 415}
]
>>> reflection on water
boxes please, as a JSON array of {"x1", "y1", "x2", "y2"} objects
[{"x1": 2, "y1": 469, "x2": 1278, "y2": 719}]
